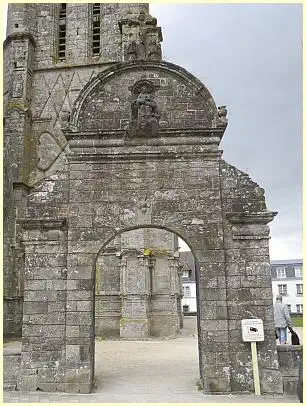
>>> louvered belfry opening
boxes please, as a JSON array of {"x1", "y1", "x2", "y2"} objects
[
  {"x1": 58, "y1": 3, "x2": 67, "y2": 61},
  {"x1": 92, "y1": 4, "x2": 101, "y2": 56}
]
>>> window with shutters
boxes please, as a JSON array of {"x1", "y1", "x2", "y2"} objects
[
  {"x1": 184, "y1": 286, "x2": 191, "y2": 297},
  {"x1": 296, "y1": 304, "x2": 303, "y2": 313},
  {"x1": 296, "y1": 284, "x2": 303, "y2": 295}
]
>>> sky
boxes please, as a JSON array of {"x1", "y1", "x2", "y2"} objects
[
  {"x1": 3, "y1": 3, "x2": 302, "y2": 260},
  {"x1": 150, "y1": 3, "x2": 302, "y2": 259}
]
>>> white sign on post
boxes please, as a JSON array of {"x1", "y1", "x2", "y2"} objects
[
  {"x1": 241, "y1": 319, "x2": 264, "y2": 342},
  {"x1": 241, "y1": 318, "x2": 264, "y2": 396}
]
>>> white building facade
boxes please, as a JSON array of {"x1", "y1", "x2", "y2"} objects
[
  {"x1": 271, "y1": 259, "x2": 303, "y2": 314},
  {"x1": 182, "y1": 281, "x2": 197, "y2": 313},
  {"x1": 179, "y1": 252, "x2": 197, "y2": 314}
]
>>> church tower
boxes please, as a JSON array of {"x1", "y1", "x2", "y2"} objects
[{"x1": 4, "y1": 3, "x2": 163, "y2": 336}]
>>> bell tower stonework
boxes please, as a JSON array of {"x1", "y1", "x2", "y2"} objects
[{"x1": 4, "y1": 3, "x2": 283, "y2": 395}]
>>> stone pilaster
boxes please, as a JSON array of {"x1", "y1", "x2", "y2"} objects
[
  {"x1": 120, "y1": 252, "x2": 150, "y2": 338},
  {"x1": 17, "y1": 218, "x2": 68, "y2": 392},
  {"x1": 225, "y1": 211, "x2": 283, "y2": 394}
]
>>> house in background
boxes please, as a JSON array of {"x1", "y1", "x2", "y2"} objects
[
  {"x1": 179, "y1": 252, "x2": 197, "y2": 314},
  {"x1": 271, "y1": 259, "x2": 303, "y2": 315},
  {"x1": 179, "y1": 255, "x2": 303, "y2": 316}
]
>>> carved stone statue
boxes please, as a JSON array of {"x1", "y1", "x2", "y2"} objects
[
  {"x1": 218, "y1": 105, "x2": 228, "y2": 123},
  {"x1": 147, "y1": 41, "x2": 161, "y2": 61},
  {"x1": 125, "y1": 38, "x2": 146, "y2": 61},
  {"x1": 127, "y1": 81, "x2": 160, "y2": 138},
  {"x1": 126, "y1": 41, "x2": 137, "y2": 61}
]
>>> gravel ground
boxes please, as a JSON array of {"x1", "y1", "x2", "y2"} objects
[{"x1": 4, "y1": 317, "x2": 301, "y2": 402}]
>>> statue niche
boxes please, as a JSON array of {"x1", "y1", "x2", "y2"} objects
[{"x1": 127, "y1": 80, "x2": 160, "y2": 138}]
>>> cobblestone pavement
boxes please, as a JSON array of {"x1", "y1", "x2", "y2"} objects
[{"x1": 3, "y1": 318, "x2": 301, "y2": 403}]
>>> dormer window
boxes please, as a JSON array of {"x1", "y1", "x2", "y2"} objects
[{"x1": 276, "y1": 268, "x2": 286, "y2": 279}]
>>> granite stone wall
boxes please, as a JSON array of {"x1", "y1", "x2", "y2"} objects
[{"x1": 277, "y1": 345, "x2": 303, "y2": 395}]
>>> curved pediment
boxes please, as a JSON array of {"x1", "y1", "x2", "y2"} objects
[{"x1": 69, "y1": 61, "x2": 227, "y2": 136}]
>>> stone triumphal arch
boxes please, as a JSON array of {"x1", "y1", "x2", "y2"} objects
[{"x1": 17, "y1": 61, "x2": 283, "y2": 394}]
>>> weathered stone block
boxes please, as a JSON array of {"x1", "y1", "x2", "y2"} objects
[
  {"x1": 66, "y1": 301, "x2": 77, "y2": 311},
  {"x1": 77, "y1": 280, "x2": 93, "y2": 290},
  {"x1": 46, "y1": 280, "x2": 66, "y2": 290},
  {"x1": 66, "y1": 345, "x2": 80, "y2": 363},
  {"x1": 66, "y1": 326, "x2": 80, "y2": 338},
  {"x1": 66, "y1": 311, "x2": 93, "y2": 325},
  {"x1": 48, "y1": 301, "x2": 66, "y2": 312},
  {"x1": 63, "y1": 368, "x2": 91, "y2": 384},
  {"x1": 22, "y1": 324, "x2": 65, "y2": 337},
  {"x1": 17, "y1": 374, "x2": 38, "y2": 391},
  {"x1": 67, "y1": 265, "x2": 93, "y2": 280},
  {"x1": 76, "y1": 300, "x2": 92, "y2": 312},
  {"x1": 24, "y1": 266, "x2": 67, "y2": 280},
  {"x1": 67, "y1": 290, "x2": 92, "y2": 301},
  {"x1": 24, "y1": 280, "x2": 46, "y2": 290},
  {"x1": 37, "y1": 366, "x2": 65, "y2": 383},
  {"x1": 23, "y1": 302, "x2": 48, "y2": 314},
  {"x1": 23, "y1": 312, "x2": 65, "y2": 325},
  {"x1": 24, "y1": 290, "x2": 57, "y2": 302}
]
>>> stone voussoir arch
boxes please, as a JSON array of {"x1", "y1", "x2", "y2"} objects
[{"x1": 93, "y1": 224, "x2": 199, "y2": 263}]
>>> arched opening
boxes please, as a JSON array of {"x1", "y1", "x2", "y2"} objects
[{"x1": 92, "y1": 225, "x2": 202, "y2": 395}]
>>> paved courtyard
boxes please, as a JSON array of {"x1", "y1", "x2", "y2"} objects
[{"x1": 4, "y1": 317, "x2": 301, "y2": 403}]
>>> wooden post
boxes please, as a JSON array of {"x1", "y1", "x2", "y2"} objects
[{"x1": 251, "y1": 341, "x2": 261, "y2": 395}]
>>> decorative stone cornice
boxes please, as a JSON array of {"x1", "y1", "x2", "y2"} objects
[
  {"x1": 67, "y1": 150, "x2": 222, "y2": 163},
  {"x1": 18, "y1": 217, "x2": 67, "y2": 231},
  {"x1": 226, "y1": 211, "x2": 277, "y2": 225},
  {"x1": 118, "y1": 248, "x2": 144, "y2": 258},
  {"x1": 64, "y1": 128, "x2": 224, "y2": 162},
  {"x1": 63, "y1": 127, "x2": 224, "y2": 140}
]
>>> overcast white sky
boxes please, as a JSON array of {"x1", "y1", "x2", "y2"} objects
[
  {"x1": 151, "y1": 3, "x2": 302, "y2": 260},
  {"x1": 3, "y1": 4, "x2": 302, "y2": 260}
]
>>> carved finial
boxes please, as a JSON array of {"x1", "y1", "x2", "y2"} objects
[{"x1": 120, "y1": 8, "x2": 162, "y2": 62}]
